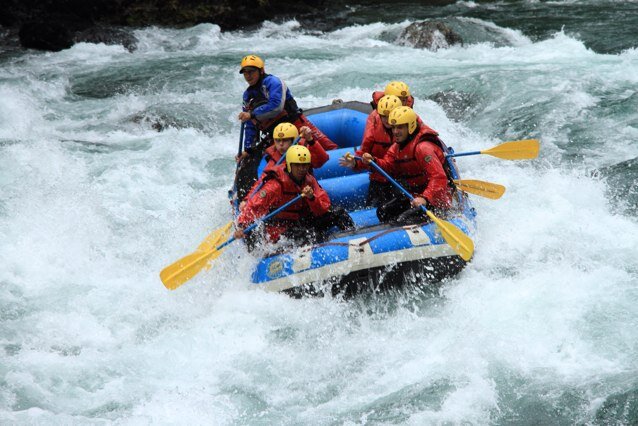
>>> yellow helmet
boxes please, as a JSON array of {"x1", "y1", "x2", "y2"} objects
[
  {"x1": 384, "y1": 81, "x2": 411, "y2": 98},
  {"x1": 285, "y1": 145, "x2": 311, "y2": 172},
  {"x1": 388, "y1": 106, "x2": 418, "y2": 134},
  {"x1": 273, "y1": 122, "x2": 299, "y2": 141},
  {"x1": 376, "y1": 95, "x2": 402, "y2": 117},
  {"x1": 239, "y1": 55, "x2": 264, "y2": 74}
]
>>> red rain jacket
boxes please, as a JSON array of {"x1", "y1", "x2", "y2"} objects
[
  {"x1": 238, "y1": 164, "x2": 331, "y2": 242},
  {"x1": 375, "y1": 125, "x2": 452, "y2": 209}
]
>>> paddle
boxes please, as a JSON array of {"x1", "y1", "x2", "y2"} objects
[
  {"x1": 237, "y1": 122, "x2": 245, "y2": 158},
  {"x1": 230, "y1": 122, "x2": 247, "y2": 212},
  {"x1": 446, "y1": 139, "x2": 539, "y2": 160},
  {"x1": 160, "y1": 194, "x2": 304, "y2": 290},
  {"x1": 453, "y1": 179, "x2": 506, "y2": 200},
  {"x1": 355, "y1": 155, "x2": 474, "y2": 261},
  {"x1": 196, "y1": 221, "x2": 233, "y2": 253}
]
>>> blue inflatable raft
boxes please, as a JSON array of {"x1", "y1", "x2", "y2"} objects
[{"x1": 242, "y1": 101, "x2": 476, "y2": 297}]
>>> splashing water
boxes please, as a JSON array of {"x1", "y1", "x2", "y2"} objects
[{"x1": 1, "y1": 5, "x2": 637, "y2": 423}]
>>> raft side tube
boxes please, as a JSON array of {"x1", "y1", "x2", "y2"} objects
[
  {"x1": 313, "y1": 147, "x2": 361, "y2": 180},
  {"x1": 250, "y1": 222, "x2": 464, "y2": 289},
  {"x1": 258, "y1": 147, "x2": 361, "y2": 180},
  {"x1": 256, "y1": 103, "x2": 370, "y2": 178},
  {"x1": 303, "y1": 101, "x2": 373, "y2": 117},
  {"x1": 305, "y1": 108, "x2": 368, "y2": 148},
  {"x1": 283, "y1": 254, "x2": 466, "y2": 298},
  {"x1": 319, "y1": 173, "x2": 369, "y2": 211},
  {"x1": 348, "y1": 208, "x2": 379, "y2": 228}
]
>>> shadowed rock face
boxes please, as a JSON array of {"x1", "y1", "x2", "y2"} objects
[
  {"x1": 397, "y1": 21, "x2": 463, "y2": 51},
  {"x1": 18, "y1": 21, "x2": 74, "y2": 51},
  {"x1": 74, "y1": 27, "x2": 137, "y2": 52},
  {"x1": 2, "y1": 0, "x2": 327, "y2": 51},
  {"x1": 18, "y1": 22, "x2": 137, "y2": 52},
  {"x1": 428, "y1": 90, "x2": 481, "y2": 122},
  {"x1": 593, "y1": 157, "x2": 638, "y2": 216}
]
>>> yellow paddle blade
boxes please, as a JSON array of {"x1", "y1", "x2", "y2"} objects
[
  {"x1": 454, "y1": 179, "x2": 506, "y2": 200},
  {"x1": 160, "y1": 221, "x2": 234, "y2": 290},
  {"x1": 426, "y1": 211, "x2": 474, "y2": 261},
  {"x1": 160, "y1": 245, "x2": 227, "y2": 290},
  {"x1": 197, "y1": 221, "x2": 233, "y2": 272},
  {"x1": 481, "y1": 139, "x2": 540, "y2": 160},
  {"x1": 197, "y1": 221, "x2": 233, "y2": 252}
]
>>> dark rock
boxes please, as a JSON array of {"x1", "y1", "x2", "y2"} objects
[
  {"x1": 2, "y1": 0, "x2": 121, "y2": 27},
  {"x1": 119, "y1": 0, "x2": 325, "y2": 31},
  {"x1": 12, "y1": 0, "x2": 108, "y2": 51},
  {"x1": 4, "y1": 0, "x2": 329, "y2": 51},
  {"x1": 127, "y1": 104, "x2": 216, "y2": 132},
  {"x1": 397, "y1": 21, "x2": 463, "y2": 51},
  {"x1": 74, "y1": 27, "x2": 138, "y2": 52},
  {"x1": 18, "y1": 22, "x2": 137, "y2": 53},
  {"x1": 428, "y1": 90, "x2": 480, "y2": 121},
  {"x1": 593, "y1": 157, "x2": 638, "y2": 216},
  {"x1": 130, "y1": 113, "x2": 167, "y2": 132},
  {"x1": 19, "y1": 21, "x2": 74, "y2": 51},
  {"x1": 594, "y1": 388, "x2": 638, "y2": 425},
  {"x1": 0, "y1": 27, "x2": 21, "y2": 52}
]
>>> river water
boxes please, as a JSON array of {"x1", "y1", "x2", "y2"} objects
[{"x1": 1, "y1": 0, "x2": 637, "y2": 423}]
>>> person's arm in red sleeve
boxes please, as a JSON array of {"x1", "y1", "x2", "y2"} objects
[
  {"x1": 306, "y1": 140, "x2": 329, "y2": 169},
  {"x1": 353, "y1": 113, "x2": 379, "y2": 171},
  {"x1": 298, "y1": 126, "x2": 329, "y2": 168},
  {"x1": 243, "y1": 177, "x2": 264, "y2": 204},
  {"x1": 237, "y1": 179, "x2": 282, "y2": 227},
  {"x1": 416, "y1": 143, "x2": 451, "y2": 209},
  {"x1": 305, "y1": 177, "x2": 331, "y2": 216},
  {"x1": 371, "y1": 143, "x2": 397, "y2": 174},
  {"x1": 243, "y1": 155, "x2": 278, "y2": 203}
]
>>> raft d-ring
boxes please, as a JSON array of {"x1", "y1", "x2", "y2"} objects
[
  {"x1": 347, "y1": 238, "x2": 374, "y2": 263},
  {"x1": 404, "y1": 225, "x2": 420, "y2": 233},
  {"x1": 292, "y1": 250, "x2": 312, "y2": 272},
  {"x1": 403, "y1": 225, "x2": 432, "y2": 246}
]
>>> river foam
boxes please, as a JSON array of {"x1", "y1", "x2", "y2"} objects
[{"x1": 1, "y1": 16, "x2": 637, "y2": 424}]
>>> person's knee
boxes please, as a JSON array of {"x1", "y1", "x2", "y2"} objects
[
  {"x1": 376, "y1": 198, "x2": 399, "y2": 223},
  {"x1": 396, "y1": 207, "x2": 429, "y2": 225},
  {"x1": 376, "y1": 205, "x2": 390, "y2": 223},
  {"x1": 334, "y1": 207, "x2": 355, "y2": 230},
  {"x1": 283, "y1": 226, "x2": 315, "y2": 245}
]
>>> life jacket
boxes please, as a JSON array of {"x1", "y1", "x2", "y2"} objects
[
  {"x1": 366, "y1": 112, "x2": 394, "y2": 158},
  {"x1": 262, "y1": 165, "x2": 316, "y2": 222},
  {"x1": 370, "y1": 91, "x2": 385, "y2": 109},
  {"x1": 392, "y1": 124, "x2": 447, "y2": 192},
  {"x1": 246, "y1": 74, "x2": 300, "y2": 133},
  {"x1": 264, "y1": 145, "x2": 283, "y2": 167},
  {"x1": 411, "y1": 125, "x2": 457, "y2": 191},
  {"x1": 357, "y1": 111, "x2": 393, "y2": 183}
]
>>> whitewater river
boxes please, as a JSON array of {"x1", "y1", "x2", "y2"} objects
[{"x1": 1, "y1": 1, "x2": 637, "y2": 423}]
